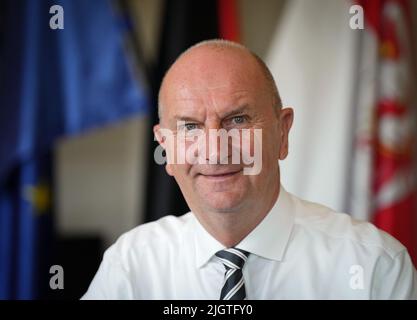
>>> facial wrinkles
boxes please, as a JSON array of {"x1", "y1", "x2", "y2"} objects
[
  {"x1": 177, "y1": 86, "x2": 252, "y2": 120},
  {"x1": 171, "y1": 86, "x2": 254, "y2": 169}
]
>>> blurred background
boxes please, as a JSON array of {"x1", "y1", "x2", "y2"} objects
[{"x1": 0, "y1": 0, "x2": 416, "y2": 299}]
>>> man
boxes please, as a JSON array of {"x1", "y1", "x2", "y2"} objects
[{"x1": 82, "y1": 39, "x2": 417, "y2": 299}]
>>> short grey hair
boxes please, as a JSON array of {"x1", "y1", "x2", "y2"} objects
[{"x1": 158, "y1": 39, "x2": 282, "y2": 119}]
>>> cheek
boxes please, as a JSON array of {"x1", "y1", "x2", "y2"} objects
[
  {"x1": 264, "y1": 139, "x2": 279, "y2": 161},
  {"x1": 239, "y1": 129, "x2": 260, "y2": 160},
  {"x1": 170, "y1": 163, "x2": 192, "y2": 180},
  {"x1": 172, "y1": 135, "x2": 202, "y2": 165},
  {"x1": 244, "y1": 174, "x2": 267, "y2": 198},
  {"x1": 263, "y1": 127, "x2": 281, "y2": 159}
]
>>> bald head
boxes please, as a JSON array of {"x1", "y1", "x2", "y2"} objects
[
  {"x1": 158, "y1": 39, "x2": 282, "y2": 120},
  {"x1": 153, "y1": 39, "x2": 294, "y2": 222}
]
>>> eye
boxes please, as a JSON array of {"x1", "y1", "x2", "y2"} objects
[
  {"x1": 185, "y1": 123, "x2": 198, "y2": 131},
  {"x1": 231, "y1": 116, "x2": 246, "y2": 125}
]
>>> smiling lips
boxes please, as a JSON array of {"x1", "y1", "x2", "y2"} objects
[{"x1": 198, "y1": 168, "x2": 242, "y2": 180}]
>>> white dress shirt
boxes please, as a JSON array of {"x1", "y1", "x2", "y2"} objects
[{"x1": 82, "y1": 186, "x2": 417, "y2": 299}]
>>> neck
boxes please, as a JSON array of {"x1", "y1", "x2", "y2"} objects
[{"x1": 193, "y1": 185, "x2": 280, "y2": 248}]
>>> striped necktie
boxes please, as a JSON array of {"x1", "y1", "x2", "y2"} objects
[{"x1": 215, "y1": 248, "x2": 250, "y2": 300}]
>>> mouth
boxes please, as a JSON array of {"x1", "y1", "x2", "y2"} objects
[{"x1": 198, "y1": 169, "x2": 243, "y2": 180}]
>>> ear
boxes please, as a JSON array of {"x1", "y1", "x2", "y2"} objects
[
  {"x1": 278, "y1": 108, "x2": 294, "y2": 160},
  {"x1": 153, "y1": 124, "x2": 174, "y2": 176},
  {"x1": 153, "y1": 124, "x2": 164, "y2": 145}
]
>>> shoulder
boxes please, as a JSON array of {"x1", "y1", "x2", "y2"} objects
[
  {"x1": 81, "y1": 213, "x2": 194, "y2": 299},
  {"x1": 290, "y1": 193, "x2": 406, "y2": 259},
  {"x1": 104, "y1": 212, "x2": 194, "y2": 266}
]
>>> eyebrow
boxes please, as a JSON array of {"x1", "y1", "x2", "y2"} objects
[
  {"x1": 173, "y1": 104, "x2": 250, "y2": 123},
  {"x1": 173, "y1": 115, "x2": 202, "y2": 123},
  {"x1": 221, "y1": 104, "x2": 250, "y2": 119}
]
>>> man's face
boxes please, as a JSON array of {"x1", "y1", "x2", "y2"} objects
[{"x1": 155, "y1": 47, "x2": 293, "y2": 214}]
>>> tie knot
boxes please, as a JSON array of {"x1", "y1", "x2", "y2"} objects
[{"x1": 215, "y1": 247, "x2": 249, "y2": 270}]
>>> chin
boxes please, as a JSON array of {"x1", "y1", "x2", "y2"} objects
[{"x1": 201, "y1": 192, "x2": 246, "y2": 213}]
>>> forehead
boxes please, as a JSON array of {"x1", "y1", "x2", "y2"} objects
[
  {"x1": 161, "y1": 48, "x2": 268, "y2": 118},
  {"x1": 164, "y1": 82, "x2": 265, "y2": 122},
  {"x1": 174, "y1": 85, "x2": 251, "y2": 114}
]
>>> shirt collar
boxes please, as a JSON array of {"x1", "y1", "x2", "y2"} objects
[{"x1": 192, "y1": 185, "x2": 295, "y2": 268}]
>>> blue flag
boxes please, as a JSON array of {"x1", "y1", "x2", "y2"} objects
[{"x1": 0, "y1": 0, "x2": 149, "y2": 299}]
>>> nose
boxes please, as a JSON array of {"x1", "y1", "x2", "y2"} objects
[{"x1": 204, "y1": 123, "x2": 230, "y2": 164}]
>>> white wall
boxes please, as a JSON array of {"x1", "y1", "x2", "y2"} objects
[{"x1": 55, "y1": 117, "x2": 149, "y2": 247}]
